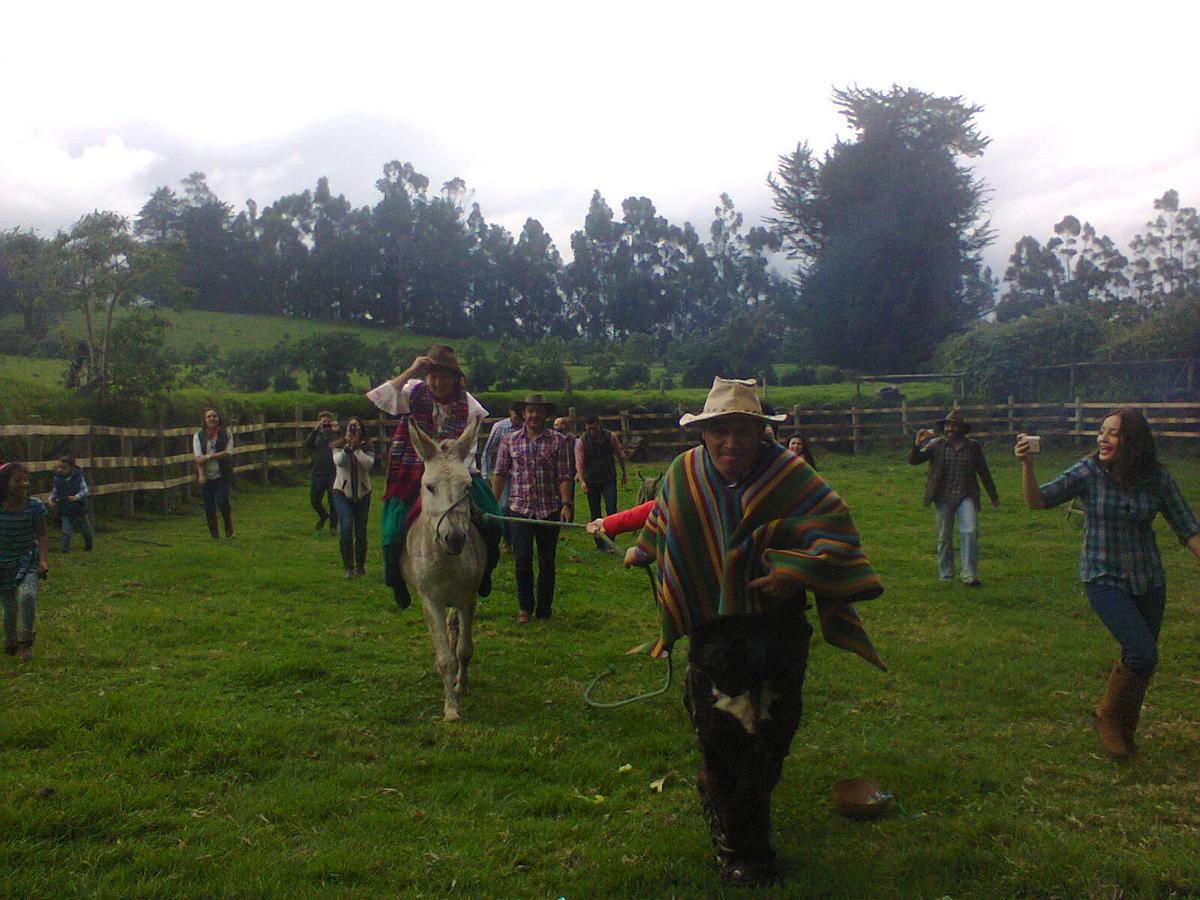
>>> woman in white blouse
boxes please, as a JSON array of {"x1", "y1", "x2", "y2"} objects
[{"x1": 331, "y1": 417, "x2": 375, "y2": 578}]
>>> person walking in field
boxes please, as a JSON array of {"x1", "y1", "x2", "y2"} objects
[
  {"x1": 304, "y1": 411, "x2": 340, "y2": 533},
  {"x1": 908, "y1": 408, "x2": 998, "y2": 586},
  {"x1": 491, "y1": 393, "x2": 573, "y2": 623},
  {"x1": 331, "y1": 417, "x2": 375, "y2": 579},
  {"x1": 1, "y1": 463, "x2": 49, "y2": 661},
  {"x1": 367, "y1": 345, "x2": 502, "y2": 609},
  {"x1": 576, "y1": 415, "x2": 627, "y2": 550},
  {"x1": 194, "y1": 408, "x2": 235, "y2": 540},
  {"x1": 48, "y1": 456, "x2": 94, "y2": 553},
  {"x1": 624, "y1": 378, "x2": 884, "y2": 885},
  {"x1": 1016, "y1": 407, "x2": 1200, "y2": 760},
  {"x1": 482, "y1": 400, "x2": 523, "y2": 552}
]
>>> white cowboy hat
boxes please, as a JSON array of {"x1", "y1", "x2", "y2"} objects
[{"x1": 679, "y1": 377, "x2": 787, "y2": 427}]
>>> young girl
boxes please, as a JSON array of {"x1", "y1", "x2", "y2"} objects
[
  {"x1": 1, "y1": 463, "x2": 49, "y2": 660},
  {"x1": 331, "y1": 417, "x2": 375, "y2": 578}
]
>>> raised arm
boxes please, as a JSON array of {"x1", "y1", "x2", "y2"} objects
[{"x1": 1014, "y1": 436, "x2": 1046, "y2": 509}]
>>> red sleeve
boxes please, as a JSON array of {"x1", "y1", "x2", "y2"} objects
[{"x1": 603, "y1": 501, "x2": 655, "y2": 537}]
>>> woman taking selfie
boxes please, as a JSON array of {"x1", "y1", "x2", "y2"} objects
[
  {"x1": 331, "y1": 417, "x2": 375, "y2": 578},
  {"x1": 193, "y1": 408, "x2": 235, "y2": 540},
  {"x1": 1016, "y1": 407, "x2": 1200, "y2": 760}
]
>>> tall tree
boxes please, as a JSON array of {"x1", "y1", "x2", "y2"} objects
[
  {"x1": 59, "y1": 211, "x2": 179, "y2": 398},
  {"x1": 0, "y1": 229, "x2": 65, "y2": 337},
  {"x1": 769, "y1": 86, "x2": 994, "y2": 370}
]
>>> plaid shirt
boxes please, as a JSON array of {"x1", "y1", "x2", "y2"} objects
[
  {"x1": 936, "y1": 442, "x2": 975, "y2": 509},
  {"x1": 1040, "y1": 457, "x2": 1200, "y2": 594},
  {"x1": 494, "y1": 427, "x2": 571, "y2": 519},
  {"x1": 481, "y1": 417, "x2": 519, "y2": 477}
]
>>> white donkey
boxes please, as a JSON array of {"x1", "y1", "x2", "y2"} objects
[{"x1": 403, "y1": 417, "x2": 486, "y2": 722}]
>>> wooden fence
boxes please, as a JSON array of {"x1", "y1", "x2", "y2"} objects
[{"x1": 2, "y1": 397, "x2": 1197, "y2": 509}]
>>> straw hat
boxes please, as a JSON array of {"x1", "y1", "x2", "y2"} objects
[{"x1": 679, "y1": 377, "x2": 787, "y2": 427}]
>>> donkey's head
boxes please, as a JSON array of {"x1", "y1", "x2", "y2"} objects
[{"x1": 409, "y1": 417, "x2": 482, "y2": 556}]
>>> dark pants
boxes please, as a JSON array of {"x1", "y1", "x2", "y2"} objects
[
  {"x1": 333, "y1": 491, "x2": 371, "y2": 571},
  {"x1": 310, "y1": 472, "x2": 337, "y2": 527},
  {"x1": 685, "y1": 607, "x2": 813, "y2": 866},
  {"x1": 201, "y1": 478, "x2": 233, "y2": 538},
  {"x1": 510, "y1": 514, "x2": 560, "y2": 617},
  {"x1": 62, "y1": 512, "x2": 94, "y2": 552},
  {"x1": 1085, "y1": 581, "x2": 1166, "y2": 673},
  {"x1": 586, "y1": 480, "x2": 618, "y2": 548}
]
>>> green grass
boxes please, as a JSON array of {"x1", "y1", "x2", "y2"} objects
[{"x1": 4, "y1": 452, "x2": 1200, "y2": 896}]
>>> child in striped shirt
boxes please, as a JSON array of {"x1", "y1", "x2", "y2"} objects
[{"x1": 1, "y1": 463, "x2": 49, "y2": 660}]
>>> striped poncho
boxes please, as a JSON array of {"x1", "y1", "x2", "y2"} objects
[{"x1": 634, "y1": 442, "x2": 884, "y2": 668}]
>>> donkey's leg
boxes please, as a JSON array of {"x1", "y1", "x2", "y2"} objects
[
  {"x1": 453, "y1": 598, "x2": 477, "y2": 696},
  {"x1": 420, "y1": 599, "x2": 461, "y2": 722}
]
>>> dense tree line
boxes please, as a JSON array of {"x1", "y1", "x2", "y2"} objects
[{"x1": 2, "y1": 86, "x2": 1197, "y2": 400}]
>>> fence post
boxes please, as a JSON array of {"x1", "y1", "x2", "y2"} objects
[
  {"x1": 120, "y1": 432, "x2": 135, "y2": 516},
  {"x1": 1007, "y1": 396, "x2": 1015, "y2": 437},
  {"x1": 900, "y1": 399, "x2": 909, "y2": 438},
  {"x1": 678, "y1": 402, "x2": 687, "y2": 456},
  {"x1": 157, "y1": 415, "x2": 169, "y2": 513},
  {"x1": 620, "y1": 409, "x2": 631, "y2": 447},
  {"x1": 851, "y1": 406, "x2": 862, "y2": 456},
  {"x1": 1074, "y1": 395, "x2": 1084, "y2": 447},
  {"x1": 294, "y1": 404, "x2": 305, "y2": 465},
  {"x1": 258, "y1": 413, "x2": 269, "y2": 484},
  {"x1": 25, "y1": 415, "x2": 42, "y2": 465}
]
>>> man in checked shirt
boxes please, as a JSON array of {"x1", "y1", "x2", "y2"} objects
[{"x1": 491, "y1": 393, "x2": 573, "y2": 624}]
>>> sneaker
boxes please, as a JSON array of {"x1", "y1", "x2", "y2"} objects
[
  {"x1": 965, "y1": 578, "x2": 982, "y2": 587},
  {"x1": 17, "y1": 645, "x2": 33, "y2": 661},
  {"x1": 344, "y1": 568, "x2": 354, "y2": 579},
  {"x1": 517, "y1": 610, "x2": 531, "y2": 625},
  {"x1": 355, "y1": 566, "x2": 366, "y2": 578}
]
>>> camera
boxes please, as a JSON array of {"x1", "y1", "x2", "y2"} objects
[{"x1": 1018, "y1": 433, "x2": 1042, "y2": 453}]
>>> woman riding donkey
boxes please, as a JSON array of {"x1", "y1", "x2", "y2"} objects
[{"x1": 367, "y1": 345, "x2": 502, "y2": 609}]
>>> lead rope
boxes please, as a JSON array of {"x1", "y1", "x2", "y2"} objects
[{"x1": 583, "y1": 566, "x2": 673, "y2": 709}]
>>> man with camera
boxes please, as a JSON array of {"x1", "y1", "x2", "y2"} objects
[
  {"x1": 908, "y1": 408, "x2": 999, "y2": 586},
  {"x1": 304, "y1": 410, "x2": 340, "y2": 532}
]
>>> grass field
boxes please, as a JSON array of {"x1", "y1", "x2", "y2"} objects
[{"x1": 4, "y1": 447, "x2": 1199, "y2": 897}]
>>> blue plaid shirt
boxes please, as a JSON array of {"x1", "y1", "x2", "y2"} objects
[{"x1": 1040, "y1": 457, "x2": 1200, "y2": 594}]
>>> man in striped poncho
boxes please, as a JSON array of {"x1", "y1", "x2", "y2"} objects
[{"x1": 625, "y1": 377, "x2": 885, "y2": 887}]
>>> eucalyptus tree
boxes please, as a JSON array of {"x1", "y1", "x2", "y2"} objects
[
  {"x1": 769, "y1": 86, "x2": 995, "y2": 370},
  {"x1": 1128, "y1": 190, "x2": 1199, "y2": 302}
]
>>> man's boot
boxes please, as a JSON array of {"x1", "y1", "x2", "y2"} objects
[
  {"x1": 205, "y1": 508, "x2": 220, "y2": 540},
  {"x1": 16, "y1": 630, "x2": 34, "y2": 661},
  {"x1": 1092, "y1": 662, "x2": 1136, "y2": 760},
  {"x1": 222, "y1": 509, "x2": 234, "y2": 538}
]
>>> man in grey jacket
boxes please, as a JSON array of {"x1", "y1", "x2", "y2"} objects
[{"x1": 908, "y1": 409, "x2": 999, "y2": 586}]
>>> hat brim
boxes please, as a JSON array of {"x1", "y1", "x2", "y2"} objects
[
  {"x1": 935, "y1": 419, "x2": 971, "y2": 433},
  {"x1": 680, "y1": 410, "x2": 787, "y2": 427},
  {"x1": 523, "y1": 402, "x2": 557, "y2": 414}
]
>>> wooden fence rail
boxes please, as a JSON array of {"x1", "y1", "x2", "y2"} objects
[{"x1": 2, "y1": 397, "x2": 1197, "y2": 509}]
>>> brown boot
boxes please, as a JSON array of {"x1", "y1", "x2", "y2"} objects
[
  {"x1": 1119, "y1": 665, "x2": 1154, "y2": 757},
  {"x1": 1092, "y1": 662, "x2": 1149, "y2": 760},
  {"x1": 16, "y1": 631, "x2": 34, "y2": 661}
]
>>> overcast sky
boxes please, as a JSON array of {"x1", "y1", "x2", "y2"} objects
[{"x1": 3, "y1": 1, "x2": 1197, "y2": 281}]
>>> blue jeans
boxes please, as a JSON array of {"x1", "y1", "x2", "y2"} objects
[
  {"x1": 332, "y1": 491, "x2": 371, "y2": 571},
  {"x1": 62, "y1": 512, "x2": 94, "y2": 552},
  {"x1": 934, "y1": 497, "x2": 978, "y2": 582},
  {"x1": 2, "y1": 569, "x2": 38, "y2": 645},
  {"x1": 1084, "y1": 581, "x2": 1165, "y2": 673}
]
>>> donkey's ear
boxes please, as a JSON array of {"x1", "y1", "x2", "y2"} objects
[
  {"x1": 409, "y1": 420, "x2": 439, "y2": 462},
  {"x1": 452, "y1": 416, "x2": 482, "y2": 463}
]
